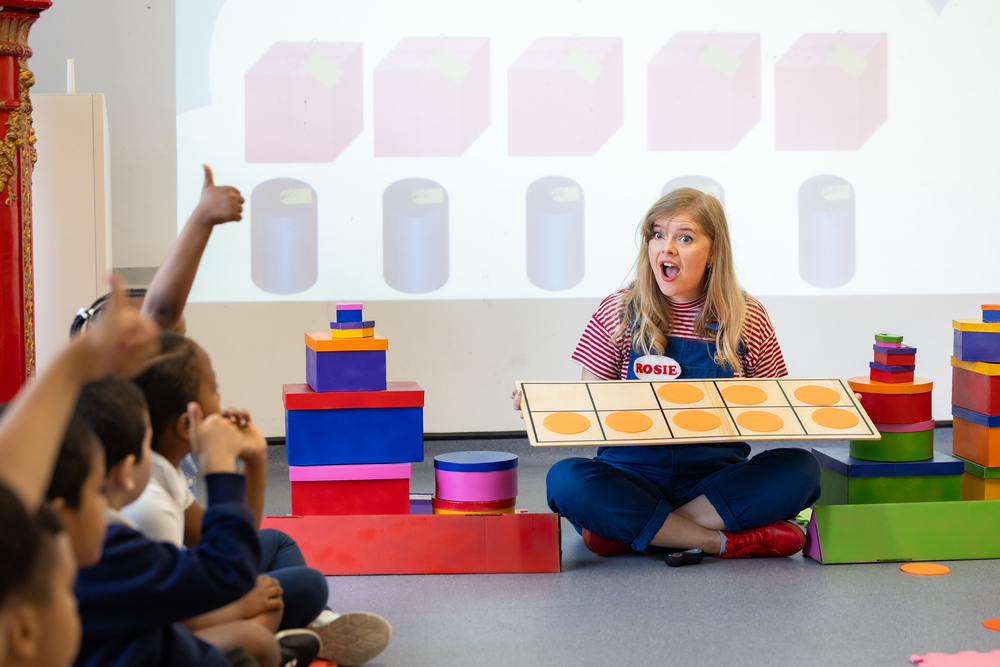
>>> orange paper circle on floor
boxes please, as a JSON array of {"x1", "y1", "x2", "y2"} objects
[
  {"x1": 605, "y1": 411, "x2": 654, "y2": 433},
  {"x1": 900, "y1": 563, "x2": 950, "y2": 576},
  {"x1": 794, "y1": 385, "x2": 841, "y2": 406},
  {"x1": 811, "y1": 407, "x2": 859, "y2": 429},
  {"x1": 721, "y1": 385, "x2": 767, "y2": 405},
  {"x1": 657, "y1": 383, "x2": 705, "y2": 404},
  {"x1": 736, "y1": 410, "x2": 784, "y2": 433},
  {"x1": 672, "y1": 410, "x2": 722, "y2": 432},
  {"x1": 543, "y1": 412, "x2": 591, "y2": 435},
  {"x1": 983, "y1": 619, "x2": 1000, "y2": 631}
]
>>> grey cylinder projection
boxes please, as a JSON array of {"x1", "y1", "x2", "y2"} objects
[
  {"x1": 251, "y1": 178, "x2": 318, "y2": 294},
  {"x1": 383, "y1": 178, "x2": 449, "y2": 293},
  {"x1": 661, "y1": 175, "x2": 725, "y2": 207},
  {"x1": 526, "y1": 176, "x2": 584, "y2": 291},
  {"x1": 799, "y1": 175, "x2": 855, "y2": 288}
]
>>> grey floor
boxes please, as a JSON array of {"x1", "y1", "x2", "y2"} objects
[{"x1": 258, "y1": 429, "x2": 1000, "y2": 666}]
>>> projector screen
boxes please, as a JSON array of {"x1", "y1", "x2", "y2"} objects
[{"x1": 176, "y1": 0, "x2": 1000, "y2": 305}]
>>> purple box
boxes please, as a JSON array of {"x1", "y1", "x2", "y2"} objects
[
  {"x1": 775, "y1": 33, "x2": 887, "y2": 150},
  {"x1": 373, "y1": 37, "x2": 490, "y2": 157},
  {"x1": 508, "y1": 37, "x2": 623, "y2": 156},
  {"x1": 306, "y1": 348, "x2": 387, "y2": 393},
  {"x1": 648, "y1": 33, "x2": 761, "y2": 151},
  {"x1": 245, "y1": 42, "x2": 363, "y2": 163}
]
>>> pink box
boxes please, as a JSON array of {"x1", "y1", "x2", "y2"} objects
[
  {"x1": 288, "y1": 463, "x2": 412, "y2": 482},
  {"x1": 245, "y1": 42, "x2": 363, "y2": 163},
  {"x1": 373, "y1": 37, "x2": 490, "y2": 157},
  {"x1": 508, "y1": 37, "x2": 623, "y2": 156},
  {"x1": 434, "y1": 468, "x2": 518, "y2": 502},
  {"x1": 775, "y1": 33, "x2": 887, "y2": 150},
  {"x1": 647, "y1": 33, "x2": 761, "y2": 151}
]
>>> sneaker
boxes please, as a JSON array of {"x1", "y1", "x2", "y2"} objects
[
  {"x1": 309, "y1": 610, "x2": 392, "y2": 666},
  {"x1": 275, "y1": 628, "x2": 321, "y2": 667},
  {"x1": 716, "y1": 520, "x2": 806, "y2": 559},
  {"x1": 581, "y1": 528, "x2": 633, "y2": 556}
]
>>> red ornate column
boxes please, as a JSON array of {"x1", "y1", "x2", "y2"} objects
[{"x1": 0, "y1": 1, "x2": 50, "y2": 401}]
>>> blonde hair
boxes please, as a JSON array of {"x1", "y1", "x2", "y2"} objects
[{"x1": 615, "y1": 188, "x2": 746, "y2": 371}]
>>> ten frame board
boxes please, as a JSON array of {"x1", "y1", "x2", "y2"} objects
[{"x1": 517, "y1": 378, "x2": 880, "y2": 448}]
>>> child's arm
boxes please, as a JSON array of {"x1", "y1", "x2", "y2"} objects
[
  {"x1": 0, "y1": 275, "x2": 158, "y2": 509},
  {"x1": 140, "y1": 165, "x2": 244, "y2": 331},
  {"x1": 182, "y1": 408, "x2": 266, "y2": 546}
]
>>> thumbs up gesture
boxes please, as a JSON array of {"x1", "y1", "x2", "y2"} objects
[{"x1": 195, "y1": 164, "x2": 244, "y2": 226}]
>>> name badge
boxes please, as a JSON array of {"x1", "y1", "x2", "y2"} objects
[{"x1": 633, "y1": 355, "x2": 682, "y2": 380}]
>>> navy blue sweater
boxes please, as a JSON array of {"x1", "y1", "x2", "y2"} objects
[{"x1": 74, "y1": 474, "x2": 260, "y2": 667}]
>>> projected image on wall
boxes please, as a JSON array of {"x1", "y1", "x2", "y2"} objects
[{"x1": 175, "y1": 0, "x2": 999, "y2": 303}]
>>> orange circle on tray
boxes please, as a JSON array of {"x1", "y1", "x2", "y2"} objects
[
  {"x1": 811, "y1": 408, "x2": 859, "y2": 429},
  {"x1": 736, "y1": 411, "x2": 784, "y2": 433},
  {"x1": 901, "y1": 563, "x2": 950, "y2": 576},
  {"x1": 794, "y1": 385, "x2": 841, "y2": 406},
  {"x1": 983, "y1": 619, "x2": 1000, "y2": 631},
  {"x1": 672, "y1": 410, "x2": 722, "y2": 432},
  {"x1": 721, "y1": 385, "x2": 767, "y2": 405},
  {"x1": 657, "y1": 383, "x2": 705, "y2": 404},
  {"x1": 604, "y1": 411, "x2": 654, "y2": 434},
  {"x1": 543, "y1": 412, "x2": 591, "y2": 435}
]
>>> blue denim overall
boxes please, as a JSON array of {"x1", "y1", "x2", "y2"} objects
[{"x1": 546, "y1": 333, "x2": 820, "y2": 552}]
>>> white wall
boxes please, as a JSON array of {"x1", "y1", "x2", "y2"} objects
[{"x1": 25, "y1": 1, "x2": 999, "y2": 436}]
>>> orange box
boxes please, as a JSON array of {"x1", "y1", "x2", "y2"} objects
[
  {"x1": 952, "y1": 417, "x2": 1000, "y2": 467},
  {"x1": 261, "y1": 513, "x2": 561, "y2": 575}
]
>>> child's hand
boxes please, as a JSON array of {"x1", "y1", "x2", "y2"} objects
[
  {"x1": 195, "y1": 164, "x2": 244, "y2": 226},
  {"x1": 188, "y1": 402, "x2": 243, "y2": 474},
  {"x1": 223, "y1": 408, "x2": 267, "y2": 468},
  {"x1": 510, "y1": 387, "x2": 525, "y2": 420},
  {"x1": 240, "y1": 574, "x2": 284, "y2": 619},
  {"x1": 81, "y1": 273, "x2": 160, "y2": 379}
]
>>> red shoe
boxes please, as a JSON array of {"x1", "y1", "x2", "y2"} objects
[
  {"x1": 582, "y1": 528, "x2": 633, "y2": 556},
  {"x1": 716, "y1": 520, "x2": 806, "y2": 558}
]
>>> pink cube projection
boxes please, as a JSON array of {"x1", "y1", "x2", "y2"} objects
[
  {"x1": 508, "y1": 37, "x2": 623, "y2": 156},
  {"x1": 775, "y1": 33, "x2": 887, "y2": 150},
  {"x1": 373, "y1": 37, "x2": 490, "y2": 157},
  {"x1": 245, "y1": 42, "x2": 363, "y2": 163},
  {"x1": 648, "y1": 33, "x2": 761, "y2": 151}
]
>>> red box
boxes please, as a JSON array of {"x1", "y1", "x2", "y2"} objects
[
  {"x1": 647, "y1": 33, "x2": 760, "y2": 150},
  {"x1": 953, "y1": 367, "x2": 1000, "y2": 416},
  {"x1": 870, "y1": 368, "x2": 914, "y2": 384},
  {"x1": 291, "y1": 478, "x2": 410, "y2": 516},
  {"x1": 874, "y1": 351, "x2": 916, "y2": 366},
  {"x1": 775, "y1": 33, "x2": 887, "y2": 150},
  {"x1": 283, "y1": 381, "x2": 424, "y2": 410},
  {"x1": 260, "y1": 513, "x2": 561, "y2": 575},
  {"x1": 856, "y1": 390, "x2": 932, "y2": 424},
  {"x1": 245, "y1": 42, "x2": 363, "y2": 163}
]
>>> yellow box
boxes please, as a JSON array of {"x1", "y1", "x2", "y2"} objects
[
  {"x1": 962, "y1": 473, "x2": 1000, "y2": 501},
  {"x1": 953, "y1": 318, "x2": 1000, "y2": 333},
  {"x1": 329, "y1": 327, "x2": 374, "y2": 339}
]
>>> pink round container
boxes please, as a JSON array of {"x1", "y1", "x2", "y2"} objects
[{"x1": 434, "y1": 468, "x2": 518, "y2": 502}]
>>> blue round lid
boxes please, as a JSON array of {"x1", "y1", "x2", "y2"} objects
[{"x1": 433, "y1": 451, "x2": 518, "y2": 472}]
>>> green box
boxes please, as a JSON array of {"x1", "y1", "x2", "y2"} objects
[
  {"x1": 849, "y1": 429, "x2": 933, "y2": 462},
  {"x1": 807, "y1": 500, "x2": 1000, "y2": 563}
]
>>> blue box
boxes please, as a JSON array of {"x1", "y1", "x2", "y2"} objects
[
  {"x1": 984, "y1": 310, "x2": 1000, "y2": 324},
  {"x1": 285, "y1": 406, "x2": 424, "y2": 465},
  {"x1": 952, "y1": 405, "x2": 1000, "y2": 428},
  {"x1": 954, "y1": 330, "x2": 1000, "y2": 363},
  {"x1": 306, "y1": 348, "x2": 386, "y2": 393},
  {"x1": 336, "y1": 309, "x2": 363, "y2": 323},
  {"x1": 812, "y1": 447, "x2": 964, "y2": 477},
  {"x1": 869, "y1": 361, "x2": 915, "y2": 373}
]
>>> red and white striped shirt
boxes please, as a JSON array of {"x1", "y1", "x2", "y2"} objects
[{"x1": 571, "y1": 288, "x2": 788, "y2": 380}]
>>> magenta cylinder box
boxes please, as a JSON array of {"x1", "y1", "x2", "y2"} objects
[{"x1": 434, "y1": 468, "x2": 518, "y2": 502}]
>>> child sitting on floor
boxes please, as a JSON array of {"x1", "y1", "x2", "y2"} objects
[
  {"x1": 128, "y1": 333, "x2": 392, "y2": 666},
  {"x1": 71, "y1": 377, "x2": 320, "y2": 667}
]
